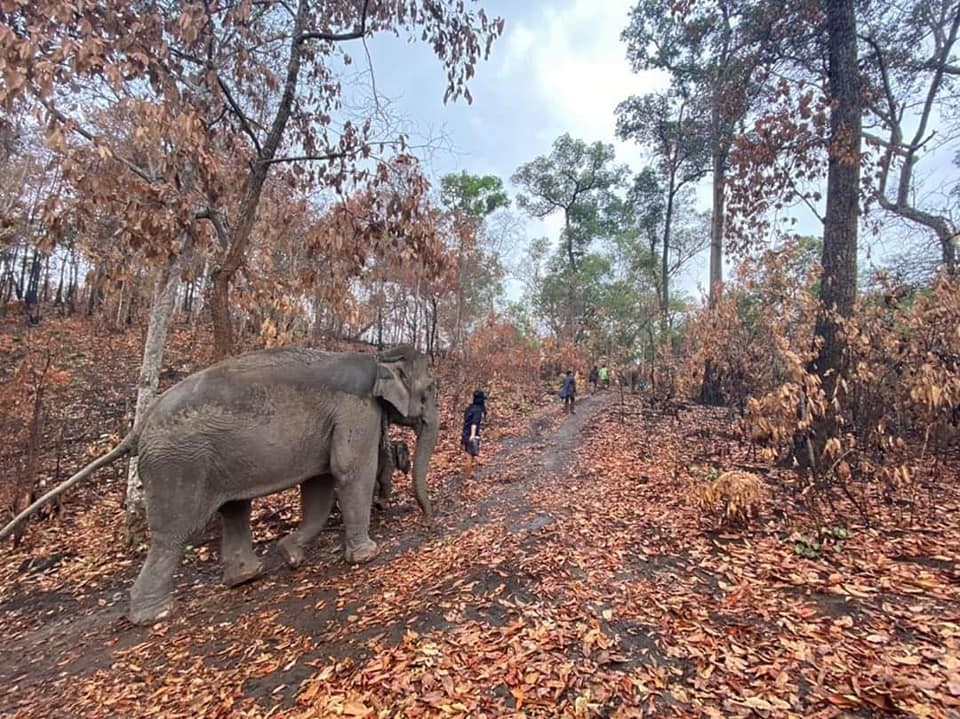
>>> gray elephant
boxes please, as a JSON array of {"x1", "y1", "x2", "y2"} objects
[
  {"x1": 0, "y1": 345, "x2": 438, "y2": 625},
  {"x1": 374, "y1": 439, "x2": 411, "y2": 509}
]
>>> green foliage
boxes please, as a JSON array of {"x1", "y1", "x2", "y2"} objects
[
  {"x1": 512, "y1": 134, "x2": 627, "y2": 270},
  {"x1": 440, "y1": 172, "x2": 509, "y2": 218},
  {"x1": 440, "y1": 170, "x2": 511, "y2": 316},
  {"x1": 793, "y1": 526, "x2": 851, "y2": 559}
]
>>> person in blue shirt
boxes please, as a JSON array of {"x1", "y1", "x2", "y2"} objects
[
  {"x1": 560, "y1": 370, "x2": 576, "y2": 414},
  {"x1": 461, "y1": 389, "x2": 487, "y2": 481}
]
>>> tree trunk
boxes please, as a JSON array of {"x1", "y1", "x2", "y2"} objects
[
  {"x1": 700, "y1": 139, "x2": 728, "y2": 406},
  {"x1": 125, "y1": 241, "x2": 191, "y2": 545},
  {"x1": 209, "y1": 0, "x2": 307, "y2": 360},
  {"x1": 659, "y1": 185, "x2": 676, "y2": 338},
  {"x1": 942, "y1": 229, "x2": 957, "y2": 274},
  {"x1": 54, "y1": 252, "x2": 66, "y2": 306},
  {"x1": 804, "y1": 0, "x2": 862, "y2": 468}
]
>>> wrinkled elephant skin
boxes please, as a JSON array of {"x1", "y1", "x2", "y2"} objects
[{"x1": 127, "y1": 345, "x2": 437, "y2": 625}]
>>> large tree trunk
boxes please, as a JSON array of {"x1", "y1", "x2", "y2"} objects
[
  {"x1": 804, "y1": 0, "x2": 862, "y2": 469},
  {"x1": 125, "y1": 242, "x2": 191, "y2": 545}
]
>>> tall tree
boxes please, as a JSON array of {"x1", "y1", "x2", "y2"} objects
[
  {"x1": 616, "y1": 91, "x2": 709, "y2": 332},
  {"x1": 621, "y1": 0, "x2": 779, "y2": 402},
  {"x1": 807, "y1": 0, "x2": 862, "y2": 461},
  {"x1": 512, "y1": 134, "x2": 626, "y2": 340},
  {"x1": 622, "y1": 0, "x2": 769, "y2": 298},
  {"x1": 439, "y1": 172, "x2": 509, "y2": 353}
]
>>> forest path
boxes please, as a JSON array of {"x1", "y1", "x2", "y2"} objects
[
  {"x1": 4, "y1": 388, "x2": 959, "y2": 717},
  {"x1": 0, "y1": 389, "x2": 619, "y2": 715}
]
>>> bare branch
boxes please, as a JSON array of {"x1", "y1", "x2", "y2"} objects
[
  {"x1": 216, "y1": 75, "x2": 263, "y2": 155},
  {"x1": 261, "y1": 151, "x2": 351, "y2": 165},
  {"x1": 296, "y1": 0, "x2": 370, "y2": 44}
]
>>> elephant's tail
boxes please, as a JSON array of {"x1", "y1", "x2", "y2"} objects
[{"x1": 0, "y1": 432, "x2": 138, "y2": 543}]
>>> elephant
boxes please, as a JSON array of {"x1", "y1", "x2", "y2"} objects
[
  {"x1": 0, "y1": 345, "x2": 439, "y2": 625},
  {"x1": 374, "y1": 439, "x2": 411, "y2": 510}
]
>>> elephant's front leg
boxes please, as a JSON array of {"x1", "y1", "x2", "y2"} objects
[
  {"x1": 220, "y1": 499, "x2": 265, "y2": 587},
  {"x1": 277, "y1": 475, "x2": 335, "y2": 569},
  {"x1": 332, "y1": 430, "x2": 379, "y2": 564}
]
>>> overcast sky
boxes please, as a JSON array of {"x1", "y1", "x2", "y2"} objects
[
  {"x1": 356, "y1": 0, "x2": 955, "y2": 298},
  {"x1": 357, "y1": 0, "x2": 707, "y2": 299}
]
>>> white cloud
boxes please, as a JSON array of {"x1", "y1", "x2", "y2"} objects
[{"x1": 500, "y1": 0, "x2": 668, "y2": 166}]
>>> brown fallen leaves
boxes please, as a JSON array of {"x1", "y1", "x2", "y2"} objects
[{"x1": 1, "y1": 389, "x2": 959, "y2": 718}]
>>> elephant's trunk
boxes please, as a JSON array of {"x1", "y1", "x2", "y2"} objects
[{"x1": 411, "y1": 392, "x2": 438, "y2": 522}]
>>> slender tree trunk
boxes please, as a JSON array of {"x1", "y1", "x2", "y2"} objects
[
  {"x1": 804, "y1": 0, "x2": 862, "y2": 469},
  {"x1": 700, "y1": 141, "x2": 727, "y2": 406},
  {"x1": 40, "y1": 254, "x2": 50, "y2": 304},
  {"x1": 125, "y1": 239, "x2": 192, "y2": 545},
  {"x1": 455, "y1": 237, "x2": 465, "y2": 353},
  {"x1": 562, "y1": 209, "x2": 580, "y2": 342},
  {"x1": 54, "y1": 252, "x2": 66, "y2": 306},
  {"x1": 660, "y1": 185, "x2": 676, "y2": 338},
  {"x1": 67, "y1": 245, "x2": 78, "y2": 313},
  {"x1": 18, "y1": 246, "x2": 28, "y2": 301},
  {"x1": 209, "y1": 0, "x2": 307, "y2": 360}
]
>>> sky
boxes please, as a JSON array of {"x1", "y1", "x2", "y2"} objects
[
  {"x1": 358, "y1": 0, "x2": 699, "y2": 299},
  {"x1": 355, "y1": 0, "x2": 956, "y2": 299}
]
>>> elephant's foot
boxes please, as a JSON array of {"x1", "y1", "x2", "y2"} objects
[
  {"x1": 344, "y1": 539, "x2": 379, "y2": 564},
  {"x1": 222, "y1": 555, "x2": 265, "y2": 588},
  {"x1": 128, "y1": 595, "x2": 175, "y2": 626},
  {"x1": 277, "y1": 536, "x2": 306, "y2": 569}
]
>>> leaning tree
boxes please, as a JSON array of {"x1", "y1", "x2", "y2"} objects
[{"x1": 0, "y1": 0, "x2": 502, "y2": 541}]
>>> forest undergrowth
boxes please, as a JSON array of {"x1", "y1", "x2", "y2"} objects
[{"x1": 0, "y1": 318, "x2": 958, "y2": 718}]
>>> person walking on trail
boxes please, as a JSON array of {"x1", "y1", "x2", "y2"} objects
[
  {"x1": 560, "y1": 370, "x2": 576, "y2": 414},
  {"x1": 461, "y1": 389, "x2": 487, "y2": 481},
  {"x1": 599, "y1": 364, "x2": 609, "y2": 390},
  {"x1": 588, "y1": 365, "x2": 599, "y2": 394}
]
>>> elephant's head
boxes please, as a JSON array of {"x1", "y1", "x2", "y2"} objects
[{"x1": 373, "y1": 346, "x2": 438, "y2": 521}]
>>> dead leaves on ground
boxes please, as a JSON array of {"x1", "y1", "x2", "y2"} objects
[{"x1": 2, "y1": 394, "x2": 959, "y2": 717}]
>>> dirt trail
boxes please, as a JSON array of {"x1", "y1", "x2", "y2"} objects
[{"x1": 0, "y1": 390, "x2": 616, "y2": 715}]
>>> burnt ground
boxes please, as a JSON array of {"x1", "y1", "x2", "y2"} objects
[
  {"x1": 0, "y1": 391, "x2": 609, "y2": 715},
  {"x1": 2, "y1": 390, "x2": 960, "y2": 718}
]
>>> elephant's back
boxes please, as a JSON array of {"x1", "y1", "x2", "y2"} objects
[{"x1": 151, "y1": 348, "x2": 377, "y2": 414}]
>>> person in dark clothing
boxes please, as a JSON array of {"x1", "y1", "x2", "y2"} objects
[
  {"x1": 461, "y1": 389, "x2": 487, "y2": 481},
  {"x1": 588, "y1": 366, "x2": 599, "y2": 393},
  {"x1": 560, "y1": 370, "x2": 576, "y2": 414}
]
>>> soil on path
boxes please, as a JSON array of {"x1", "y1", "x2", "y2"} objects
[
  {"x1": 4, "y1": 388, "x2": 959, "y2": 718},
  {"x1": 0, "y1": 390, "x2": 616, "y2": 716}
]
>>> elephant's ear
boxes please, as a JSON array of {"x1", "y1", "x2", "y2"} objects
[{"x1": 374, "y1": 360, "x2": 412, "y2": 416}]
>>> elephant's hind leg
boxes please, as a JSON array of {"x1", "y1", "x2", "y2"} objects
[
  {"x1": 129, "y1": 532, "x2": 186, "y2": 625},
  {"x1": 129, "y1": 462, "x2": 216, "y2": 625},
  {"x1": 278, "y1": 475, "x2": 335, "y2": 569},
  {"x1": 220, "y1": 499, "x2": 265, "y2": 587}
]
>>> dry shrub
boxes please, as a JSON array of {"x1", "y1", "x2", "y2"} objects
[
  {"x1": 692, "y1": 470, "x2": 766, "y2": 529},
  {"x1": 678, "y1": 241, "x2": 819, "y2": 411},
  {"x1": 453, "y1": 316, "x2": 546, "y2": 417},
  {"x1": 743, "y1": 273, "x2": 960, "y2": 524},
  {"x1": 681, "y1": 235, "x2": 959, "y2": 526}
]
